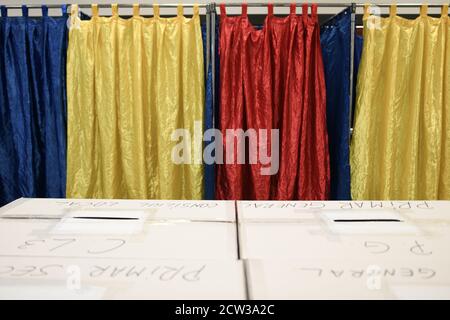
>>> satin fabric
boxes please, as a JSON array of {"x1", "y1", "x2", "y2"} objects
[
  {"x1": 320, "y1": 7, "x2": 352, "y2": 200},
  {"x1": 351, "y1": 7, "x2": 450, "y2": 200},
  {"x1": 0, "y1": 5, "x2": 68, "y2": 207},
  {"x1": 202, "y1": 21, "x2": 215, "y2": 200},
  {"x1": 216, "y1": 4, "x2": 330, "y2": 200},
  {"x1": 66, "y1": 5, "x2": 205, "y2": 199}
]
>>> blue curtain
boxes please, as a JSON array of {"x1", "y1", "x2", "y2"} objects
[
  {"x1": 202, "y1": 18, "x2": 219, "y2": 200},
  {"x1": 0, "y1": 5, "x2": 68, "y2": 207},
  {"x1": 320, "y1": 8, "x2": 352, "y2": 200}
]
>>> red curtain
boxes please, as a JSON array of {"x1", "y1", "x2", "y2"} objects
[{"x1": 216, "y1": 3, "x2": 329, "y2": 200}]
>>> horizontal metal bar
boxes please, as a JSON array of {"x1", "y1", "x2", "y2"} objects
[
  {"x1": 219, "y1": 2, "x2": 448, "y2": 9},
  {"x1": 1, "y1": 4, "x2": 207, "y2": 10}
]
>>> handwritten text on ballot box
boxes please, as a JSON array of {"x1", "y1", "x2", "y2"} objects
[
  {"x1": 237, "y1": 201, "x2": 450, "y2": 261},
  {"x1": 0, "y1": 199, "x2": 237, "y2": 260},
  {"x1": 247, "y1": 259, "x2": 450, "y2": 299},
  {"x1": 0, "y1": 256, "x2": 246, "y2": 300}
]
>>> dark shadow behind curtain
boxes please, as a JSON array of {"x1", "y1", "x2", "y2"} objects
[
  {"x1": 320, "y1": 7, "x2": 352, "y2": 200},
  {"x1": 0, "y1": 5, "x2": 68, "y2": 207}
]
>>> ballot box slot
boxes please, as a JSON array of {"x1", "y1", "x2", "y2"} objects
[
  {"x1": 71, "y1": 216, "x2": 139, "y2": 221},
  {"x1": 333, "y1": 219, "x2": 403, "y2": 223}
]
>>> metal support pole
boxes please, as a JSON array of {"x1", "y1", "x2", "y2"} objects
[
  {"x1": 349, "y1": 3, "x2": 356, "y2": 139},
  {"x1": 211, "y1": 2, "x2": 217, "y2": 130},
  {"x1": 206, "y1": 4, "x2": 211, "y2": 75}
]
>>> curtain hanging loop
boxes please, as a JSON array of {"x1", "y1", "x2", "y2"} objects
[
  {"x1": 111, "y1": 3, "x2": 118, "y2": 16},
  {"x1": 442, "y1": 4, "x2": 449, "y2": 17},
  {"x1": 363, "y1": 3, "x2": 370, "y2": 19},
  {"x1": 0, "y1": 5, "x2": 7, "y2": 17},
  {"x1": 311, "y1": 4, "x2": 318, "y2": 19},
  {"x1": 61, "y1": 4, "x2": 68, "y2": 16},
  {"x1": 153, "y1": 4, "x2": 160, "y2": 17},
  {"x1": 220, "y1": 3, "x2": 226, "y2": 16},
  {"x1": 91, "y1": 4, "x2": 99, "y2": 17},
  {"x1": 193, "y1": 4, "x2": 199, "y2": 16},
  {"x1": 302, "y1": 3, "x2": 308, "y2": 21},
  {"x1": 420, "y1": 4, "x2": 428, "y2": 17},
  {"x1": 70, "y1": 4, "x2": 79, "y2": 19},
  {"x1": 241, "y1": 3, "x2": 247, "y2": 16},
  {"x1": 133, "y1": 3, "x2": 139, "y2": 17},
  {"x1": 22, "y1": 5, "x2": 29, "y2": 17},
  {"x1": 177, "y1": 4, "x2": 183, "y2": 17},
  {"x1": 42, "y1": 5, "x2": 48, "y2": 17},
  {"x1": 389, "y1": 4, "x2": 397, "y2": 17},
  {"x1": 268, "y1": 3, "x2": 274, "y2": 16},
  {"x1": 292, "y1": 3, "x2": 298, "y2": 15}
]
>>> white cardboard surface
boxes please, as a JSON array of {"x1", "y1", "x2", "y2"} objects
[
  {"x1": 0, "y1": 256, "x2": 245, "y2": 300},
  {"x1": 238, "y1": 201, "x2": 450, "y2": 261},
  {"x1": 0, "y1": 219, "x2": 237, "y2": 260},
  {"x1": 0, "y1": 198, "x2": 235, "y2": 221},
  {"x1": 247, "y1": 259, "x2": 450, "y2": 300}
]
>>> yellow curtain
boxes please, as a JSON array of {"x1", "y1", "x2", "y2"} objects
[
  {"x1": 351, "y1": 4, "x2": 450, "y2": 200},
  {"x1": 66, "y1": 4, "x2": 204, "y2": 199}
]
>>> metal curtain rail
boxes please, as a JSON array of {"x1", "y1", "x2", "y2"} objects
[
  {"x1": 220, "y1": 2, "x2": 448, "y2": 8},
  {"x1": 2, "y1": 4, "x2": 207, "y2": 9}
]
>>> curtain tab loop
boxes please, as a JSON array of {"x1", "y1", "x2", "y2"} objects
[
  {"x1": 111, "y1": 3, "x2": 118, "y2": 16},
  {"x1": 442, "y1": 4, "x2": 448, "y2": 17},
  {"x1": 420, "y1": 4, "x2": 427, "y2": 17},
  {"x1": 177, "y1": 4, "x2": 183, "y2": 17},
  {"x1": 302, "y1": 3, "x2": 308, "y2": 16},
  {"x1": 193, "y1": 4, "x2": 199, "y2": 16},
  {"x1": 61, "y1": 4, "x2": 68, "y2": 16},
  {"x1": 268, "y1": 3, "x2": 274, "y2": 16},
  {"x1": 91, "y1": 4, "x2": 99, "y2": 17},
  {"x1": 389, "y1": 4, "x2": 397, "y2": 17},
  {"x1": 42, "y1": 5, "x2": 48, "y2": 17},
  {"x1": 133, "y1": 3, "x2": 139, "y2": 17},
  {"x1": 220, "y1": 3, "x2": 226, "y2": 16},
  {"x1": 22, "y1": 5, "x2": 29, "y2": 17},
  {"x1": 70, "y1": 4, "x2": 79, "y2": 20},
  {"x1": 153, "y1": 4, "x2": 160, "y2": 17},
  {"x1": 291, "y1": 3, "x2": 297, "y2": 15},
  {"x1": 311, "y1": 4, "x2": 318, "y2": 19},
  {"x1": 242, "y1": 3, "x2": 247, "y2": 16},
  {"x1": 363, "y1": 3, "x2": 370, "y2": 19},
  {"x1": 1, "y1": 5, "x2": 7, "y2": 17}
]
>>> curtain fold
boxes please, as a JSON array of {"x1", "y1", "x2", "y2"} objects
[
  {"x1": 320, "y1": 7, "x2": 352, "y2": 200},
  {"x1": 351, "y1": 5, "x2": 450, "y2": 200},
  {"x1": 216, "y1": 3, "x2": 329, "y2": 200},
  {"x1": 66, "y1": 4, "x2": 204, "y2": 199},
  {"x1": 0, "y1": 5, "x2": 68, "y2": 207}
]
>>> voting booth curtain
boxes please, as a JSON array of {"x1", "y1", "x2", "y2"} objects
[
  {"x1": 0, "y1": 5, "x2": 68, "y2": 207},
  {"x1": 216, "y1": 4, "x2": 330, "y2": 200},
  {"x1": 320, "y1": 7, "x2": 352, "y2": 201},
  {"x1": 351, "y1": 5, "x2": 450, "y2": 200},
  {"x1": 66, "y1": 4, "x2": 205, "y2": 199}
]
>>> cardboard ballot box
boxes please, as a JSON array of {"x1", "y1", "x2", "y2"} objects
[
  {"x1": 247, "y1": 259, "x2": 450, "y2": 300},
  {"x1": 0, "y1": 256, "x2": 246, "y2": 300},
  {"x1": 238, "y1": 201, "x2": 450, "y2": 261},
  {"x1": 0, "y1": 198, "x2": 237, "y2": 260}
]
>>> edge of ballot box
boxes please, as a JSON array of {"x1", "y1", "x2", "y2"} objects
[{"x1": 0, "y1": 198, "x2": 237, "y2": 222}]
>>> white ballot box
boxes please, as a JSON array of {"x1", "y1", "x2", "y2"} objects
[
  {"x1": 238, "y1": 201, "x2": 450, "y2": 261},
  {"x1": 0, "y1": 198, "x2": 237, "y2": 260},
  {"x1": 247, "y1": 259, "x2": 450, "y2": 300},
  {"x1": 0, "y1": 256, "x2": 246, "y2": 300}
]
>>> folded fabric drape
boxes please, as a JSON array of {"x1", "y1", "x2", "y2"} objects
[
  {"x1": 320, "y1": 7, "x2": 352, "y2": 200},
  {"x1": 0, "y1": 5, "x2": 68, "y2": 207},
  {"x1": 66, "y1": 4, "x2": 205, "y2": 199},
  {"x1": 351, "y1": 4, "x2": 450, "y2": 200},
  {"x1": 216, "y1": 3, "x2": 330, "y2": 200}
]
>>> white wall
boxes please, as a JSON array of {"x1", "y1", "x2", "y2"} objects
[{"x1": 0, "y1": 0, "x2": 447, "y2": 16}]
